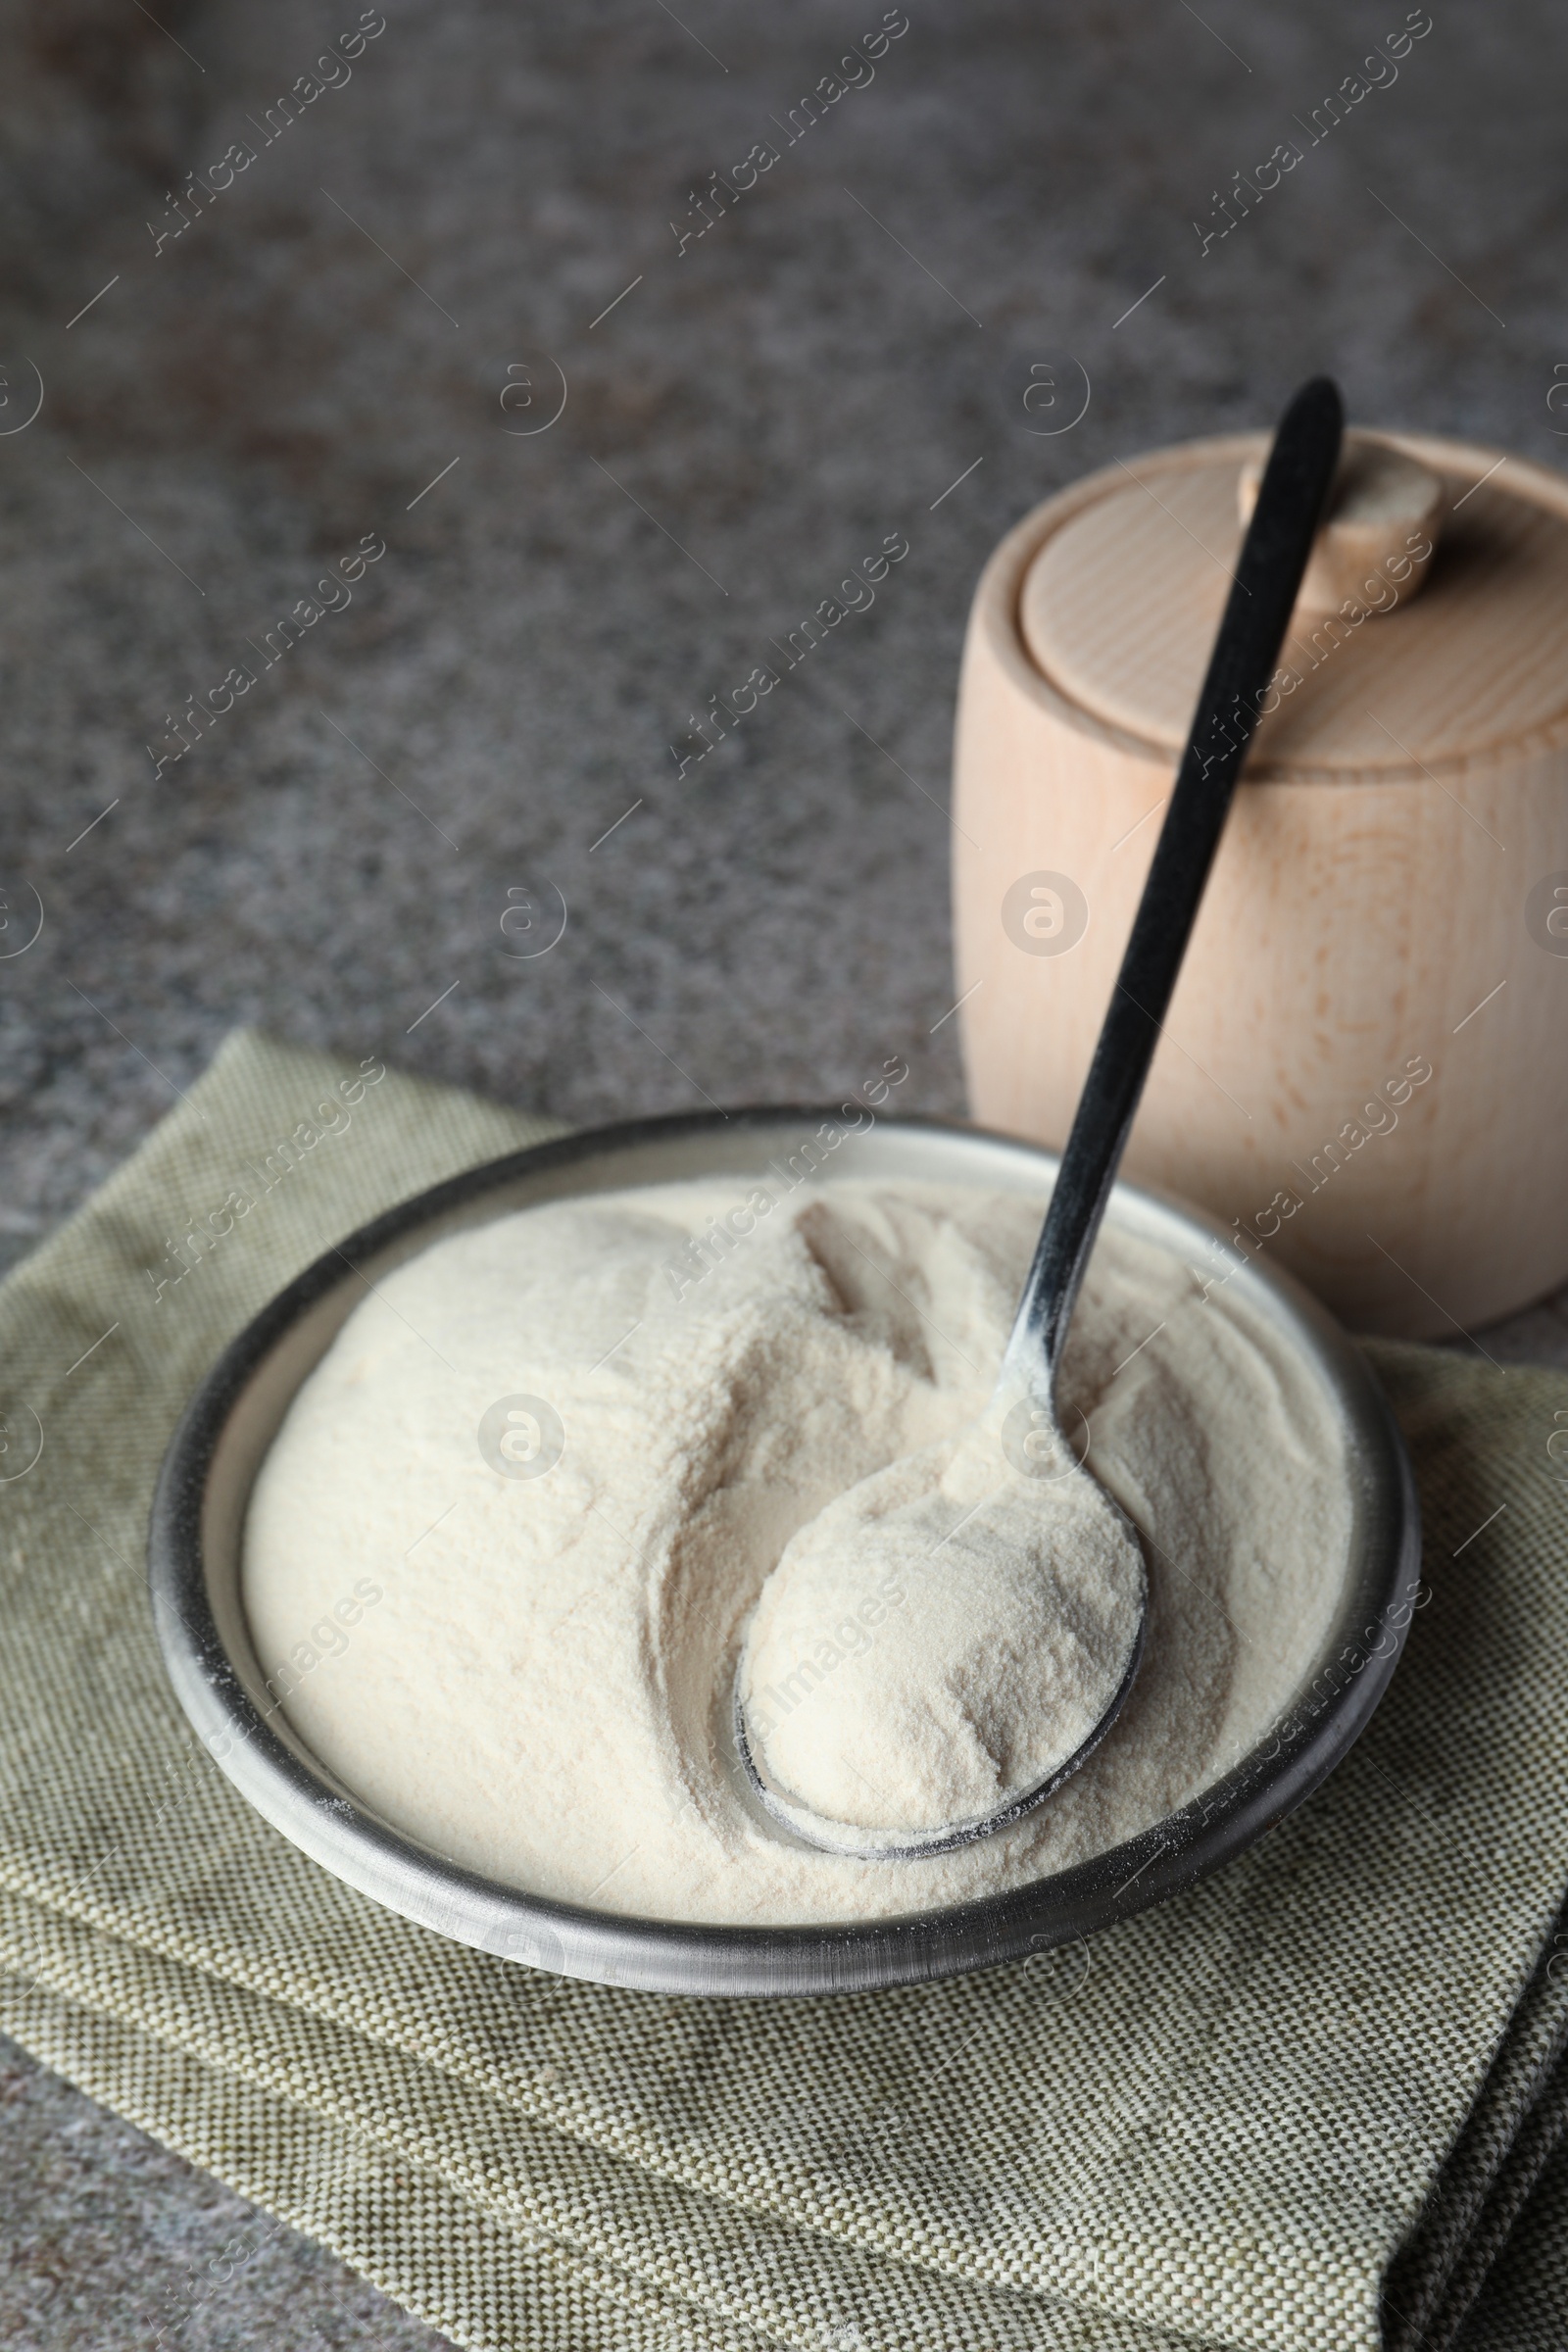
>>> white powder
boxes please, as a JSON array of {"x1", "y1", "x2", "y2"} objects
[
  {"x1": 242, "y1": 1177, "x2": 1350, "y2": 1927},
  {"x1": 740, "y1": 1418, "x2": 1146, "y2": 1845}
]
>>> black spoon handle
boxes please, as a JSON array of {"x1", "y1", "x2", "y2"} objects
[{"x1": 1004, "y1": 373, "x2": 1346, "y2": 1391}]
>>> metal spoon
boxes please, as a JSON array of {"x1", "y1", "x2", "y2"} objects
[{"x1": 734, "y1": 374, "x2": 1347, "y2": 1859}]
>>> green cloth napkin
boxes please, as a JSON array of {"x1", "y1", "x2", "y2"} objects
[{"x1": 1, "y1": 1030, "x2": 1565, "y2": 2352}]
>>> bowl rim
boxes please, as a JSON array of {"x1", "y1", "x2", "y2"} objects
[{"x1": 147, "y1": 1105, "x2": 1423, "y2": 1998}]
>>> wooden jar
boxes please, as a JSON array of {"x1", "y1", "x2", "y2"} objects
[{"x1": 953, "y1": 429, "x2": 1568, "y2": 1338}]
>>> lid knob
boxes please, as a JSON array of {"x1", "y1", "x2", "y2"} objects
[{"x1": 1238, "y1": 430, "x2": 1443, "y2": 613}]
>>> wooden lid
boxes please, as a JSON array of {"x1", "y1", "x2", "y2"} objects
[{"x1": 1018, "y1": 429, "x2": 1568, "y2": 781}]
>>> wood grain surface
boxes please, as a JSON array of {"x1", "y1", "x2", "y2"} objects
[{"x1": 956, "y1": 434, "x2": 1568, "y2": 1337}]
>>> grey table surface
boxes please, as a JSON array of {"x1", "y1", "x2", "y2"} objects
[{"x1": 3, "y1": 0, "x2": 1568, "y2": 2343}]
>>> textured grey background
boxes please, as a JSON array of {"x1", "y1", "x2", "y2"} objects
[{"x1": 2, "y1": 0, "x2": 1566, "y2": 2342}]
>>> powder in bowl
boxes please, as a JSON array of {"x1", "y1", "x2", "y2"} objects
[{"x1": 240, "y1": 1177, "x2": 1350, "y2": 1927}]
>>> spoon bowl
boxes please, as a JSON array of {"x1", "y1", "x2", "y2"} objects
[
  {"x1": 733, "y1": 1575, "x2": 1148, "y2": 1862},
  {"x1": 733, "y1": 1383, "x2": 1151, "y2": 1858}
]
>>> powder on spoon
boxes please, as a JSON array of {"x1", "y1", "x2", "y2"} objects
[
  {"x1": 739, "y1": 1418, "x2": 1146, "y2": 1845},
  {"x1": 242, "y1": 1176, "x2": 1350, "y2": 1927}
]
